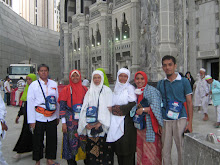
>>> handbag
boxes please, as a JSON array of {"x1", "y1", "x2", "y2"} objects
[
  {"x1": 90, "y1": 126, "x2": 103, "y2": 136},
  {"x1": 70, "y1": 87, "x2": 82, "y2": 120},
  {"x1": 164, "y1": 81, "x2": 183, "y2": 120},
  {"x1": 86, "y1": 87, "x2": 103, "y2": 123},
  {"x1": 38, "y1": 80, "x2": 56, "y2": 113},
  {"x1": 133, "y1": 97, "x2": 149, "y2": 130}
]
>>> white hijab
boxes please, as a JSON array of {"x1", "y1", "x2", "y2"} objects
[
  {"x1": 78, "y1": 70, "x2": 112, "y2": 137},
  {"x1": 107, "y1": 68, "x2": 136, "y2": 142}
]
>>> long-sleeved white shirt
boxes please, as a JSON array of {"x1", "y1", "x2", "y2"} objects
[{"x1": 27, "y1": 79, "x2": 59, "y2": 123}]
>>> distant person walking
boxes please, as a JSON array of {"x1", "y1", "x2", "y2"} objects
[
  {"x1": 4, "y1": 76, "x2": 11, "y2": 106},
  {"x1": 205, "y1": 75, "x2": 220, "y2": 128},
  {"x1": 185, "y1": 71, "x2": 195, "y2": 90},
  {"x1": 82, "y1": 77, "x2": 89, "y2": 87},
  {"x1": 197, "y1": 68, "x2": 210, "y2": 121},
  {"x1": 13, "y1": 74, "x2": 37, "y2": 159},
  {"x1": 15, "y1": 77, "x2": 25, "y2": 106}
]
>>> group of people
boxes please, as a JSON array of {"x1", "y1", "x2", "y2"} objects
[
  {"x1": 1, "y1": 76, "x2": 25, "y2": 106},
  {"x1": 0, "y1": 55, "x2": 194, "y2": 165},
  {"x1": 192, "y1": 68, "x2": 220, "y2": 128}
]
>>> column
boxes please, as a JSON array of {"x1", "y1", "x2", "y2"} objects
[
  {"x1": 62, "y1": 23, "x2": 69, "y2": 81},
  {"x1": 157, "y1": 0, "x2": 178, "y2": 79},
  {"x1": 130, "y1": 0, "x2": 141, "y2": 76},
  {"x1": 219, "y1": 1, "x2": 220, "y2": 80},
  {"x1": 78, "y1": 15, "x2": 87, "y2": 78},
  {"x1": 99, "y1": 2, "x2": 109, "y2": 73}
]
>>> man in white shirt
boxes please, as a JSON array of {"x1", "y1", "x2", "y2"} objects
[
  {"x1": 82, "y1": 77, "x2": 89, "y2": 87},
  {"x1": 27, "y1": 64, "x2": 60, "y2": 165},
  {"x1": 15, "y1": 77, "x2": 25, "y2": 106},
  {"x1": 197, "y1": 68, "x2": 210, "y2": 121},
  {"x1": 4, "y1": 76, "x2": 11, "y2": 106}
]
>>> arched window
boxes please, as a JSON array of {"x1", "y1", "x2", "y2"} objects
[
  {"x1": 78, "y1": 33, "x2": 80, "y2": 51},
  {"x1": 122, "y1": 13, "x2": 130, "y2": 40},
  {"x1": 74, "y1": 41, "x2": 77, "y2": 51},
  {"x1": 64, "y1": 0, "x2": 68, "y2": 22},
  {"x1": 81, "y1": 0, "x2": 84, "y2": 13},
  {"x1": 115, "y1": 19, "x2": 120, "y2": 41},
  {"x1": 91, "y1": 29, "x2": 95, "y2": 47},
  {"x1": 96, "y1": 26, "x2": 101, "y2": 46}
]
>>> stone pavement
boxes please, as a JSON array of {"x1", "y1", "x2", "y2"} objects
[{"x1": 1, "y1": 91, "x2": 219, "y2": 164}]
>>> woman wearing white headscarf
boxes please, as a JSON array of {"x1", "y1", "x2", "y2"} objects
[
  {"x1": 78, "y1": 70, "x2": 113, "y2": 165},
  {"x1": 107, "y1": 68, "x2": 137, "y2": 165}
]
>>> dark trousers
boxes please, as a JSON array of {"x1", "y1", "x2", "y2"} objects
[
  {"x1": 33, "y1": 119, "x2": 57, "y2": 161},
  {"x1": 117, "y1": 153, "x2": 135, "y2": 165},
  {"x1": 6, "y1": 93, "x2": 10, "y2": 105}
]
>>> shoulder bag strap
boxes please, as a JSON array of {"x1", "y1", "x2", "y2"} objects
[
  {"x1": 163, "y1": 80, "x2": 168, "y2": 109},
  {"x1": 38, "y1": 80, "x2": 46, "y2": 100},
  {"x1": 97, "y1": 86, "x2": 103, "y2": 111},
  {"x1": 70, "y1": 86, "x2": 73, "y2": 107}
]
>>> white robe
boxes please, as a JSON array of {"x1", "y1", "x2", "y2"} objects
[
  {"x1": 78, "y1": 71, "x2": 112, "y2": 137},
  {"x1": 106, "y1": 68, "x2": 136, "y2": 142}
]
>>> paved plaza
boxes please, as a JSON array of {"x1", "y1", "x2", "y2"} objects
[{"x1": 1, "y1": 90, "x2": 220, "y2": 165}]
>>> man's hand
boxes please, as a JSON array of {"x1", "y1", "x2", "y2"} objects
[
  {"x1": 1, "y1": 122, "x2": 8, "y2": 131},
  {"x1": 29, "y1": 123, "x2": 36, "y2": 129},
  {"x1": 15, "y1": 116, "x2": 19, "y2": 124},
  {"x1": 185, "y1": 122, "x2": 192, "y2": 133},
  {"x1": 62, "y1": 123, "x2": 67, "y2": 133}
]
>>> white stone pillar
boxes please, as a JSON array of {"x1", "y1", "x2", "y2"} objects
[
  {"x1": 98, "y1": 2, "x2": 109, "y2": 73},
  {"x1": 157, "y1": 0, "x2": 178, "y2": 79},
  {"x1": 130, "y1": 0, "x2": 141, "y2": 76},
  {"x1": 77, "y1": 14, "x2": 87, "y2": 78},
  {"x1": 62, "y1": 23, "x2": 69, "y2": 81},
  {"x1": 158, "y1": 0, "x2": 178, "y2": 57}
]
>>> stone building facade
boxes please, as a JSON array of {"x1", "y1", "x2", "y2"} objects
[
  {"x1": 60, "y1": 0, "x2": 220, "y2": 82},
  {"x1": 0, "y1": 3, "x2": 61, "y2": 80}
]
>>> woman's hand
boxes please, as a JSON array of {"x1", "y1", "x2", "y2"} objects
[
  {"x1": 108, "y1": 107, "x2": 112, "y2": 113},
  {"x1": 15, "y1": 116, "x2": 19, "y2": 124},
  {"x1": 136, "y1": 107, "x2": 150, "y2": 115},
  {"x1": 94, "y1": 122, "x2": 102, "y2": 130},
  {"x1": 86, "y1": 124, "x2": 93, "y2": 130},
  {"x1": 158, "y1": 125, "x2": 162, "y2": 136},
  {"x1": 62, "y1": 123, "x2": 67, "y2": 133}
]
